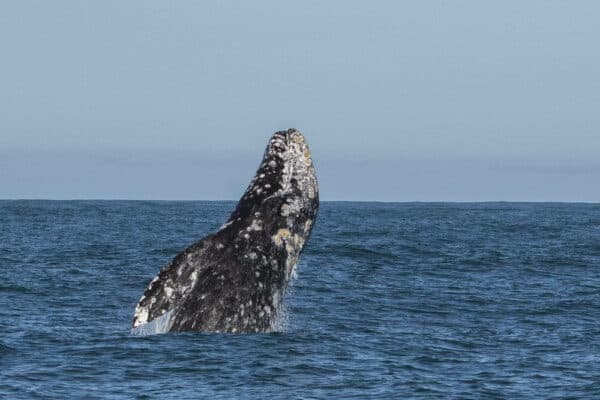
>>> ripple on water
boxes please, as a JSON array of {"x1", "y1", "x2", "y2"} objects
[{"x1": 1, "y1": 201, "x2": 600, "y2": 398}]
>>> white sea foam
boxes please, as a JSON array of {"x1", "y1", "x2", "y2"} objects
[
  {"x1": 270, "y1": 303, "x2": 290, "y2": 333},
  {"x1": 270, "y1": 260, "x2": 302, "y2": 333},
  {"x1": 130, "y1": 310, "x2": 174, "y2": 336}
]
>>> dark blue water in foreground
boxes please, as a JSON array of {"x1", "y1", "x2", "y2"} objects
[{"x1": 1, "y1": 201, "x2": 600, "y2": 399}]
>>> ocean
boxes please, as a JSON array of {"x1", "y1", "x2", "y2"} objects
[{"x1": 1, "y1": 200, "x2": 599, "y2": 399}]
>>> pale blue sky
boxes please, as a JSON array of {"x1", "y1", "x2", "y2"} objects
[{"x1": 1, "y1": 1, "x2": 599, "y2": 201}]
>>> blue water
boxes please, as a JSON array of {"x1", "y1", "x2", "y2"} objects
[{"x1": 1, "y1": 201, "x2": 600, "y2": 399}]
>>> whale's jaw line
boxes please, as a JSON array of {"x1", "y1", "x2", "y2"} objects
[{"x1": 132, "y1": 129, "x2": 319, "y2": 333}]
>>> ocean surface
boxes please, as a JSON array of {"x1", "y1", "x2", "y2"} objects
[{"x1": 1, "y1": 201, "x2": 600, "y2": 399}]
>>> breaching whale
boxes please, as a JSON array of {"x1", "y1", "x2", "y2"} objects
[{"x1": 132, "y1": 129, "x2": 319, "y2": 333}]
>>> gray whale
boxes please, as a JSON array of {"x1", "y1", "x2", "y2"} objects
[{"x1": 132, "y1": 129, "x2": 319, "y2": 333}]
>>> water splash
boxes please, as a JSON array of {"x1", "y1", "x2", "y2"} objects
[
  {"x1": 130, "y1": 310, "x2": 174, "y2": 336},
  {"x1": 270, "y1": 261, "x2": 301, "y2": 332}
]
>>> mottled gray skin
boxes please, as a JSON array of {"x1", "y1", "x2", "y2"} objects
[{"x1": 132, "y1": 129, "x2": 318, "y2": 333}]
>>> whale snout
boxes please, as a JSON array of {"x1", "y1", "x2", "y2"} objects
[
  {"x1": 264, "y1": 129, "x2": 316, "y2": 199},
  {"x1": 267, "y1": 129, "x2": 308, "y2": 152},
  {"x1": 273, "y1": 128, "x2": 302, "y2": 139}
]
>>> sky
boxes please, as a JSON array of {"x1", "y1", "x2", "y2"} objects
[{"x1": 1, "y1": 1, "x2": 599, "y2": 201}]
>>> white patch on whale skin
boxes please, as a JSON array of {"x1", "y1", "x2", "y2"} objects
[
  {"x1": 133, "y1": 307, "x2": 149, "y2": 327},
  {"x1": 280, "y1": 199, "x2": 301, "y2": 217},
  {"x1": 272, "y1": 228, "x2": 291, "y2": 247},
  {"x1": 189, "y1": 271, "x2": 198, "y2": 289},
  {"x1": 218, "y1": 221, "x2": 233, "y2": 231},
  {"x1": 248, "y1": 219, "x2": 262, "y2": 231},
  {"x1": 272, "y1": 290, "x2": 280, "y2": 307},
  {"x1": 304, "y1": 219, "x2": 313, "y2": 234}
]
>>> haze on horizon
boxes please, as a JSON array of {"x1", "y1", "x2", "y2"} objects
[{"x1": 1, "y1": 1, "x2": 599, "y2": 202}]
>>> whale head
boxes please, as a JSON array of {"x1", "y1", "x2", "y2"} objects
[{"x1": 228, "y1": 128, "x2": 318, "y2": 224}]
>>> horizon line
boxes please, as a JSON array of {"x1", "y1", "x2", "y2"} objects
[{"x1": 0, "y1": 198, "x2": 598, "y2": 205}]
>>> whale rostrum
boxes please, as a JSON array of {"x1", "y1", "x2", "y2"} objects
[{"x1": 132, "y1": 129, "x2": 319, "y2": 333}]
